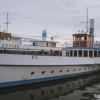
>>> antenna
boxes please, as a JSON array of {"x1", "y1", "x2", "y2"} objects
[
  {"x1": 80, "y1": 8, "x2": 89, "y2": 33},
  {"x1": 86, "y1": 8, "x2": 89, "y2": 33},
  {"x1": 6, "y1": 13, "x2": 9, "y2": 32},
  {"x1": 50, "y1": 36, "x2": 59, "y2": 42},
  {"x1": 4, "y1": 13, "x2": 10, "y2": 32}
]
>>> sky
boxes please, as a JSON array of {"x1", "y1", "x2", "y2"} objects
[{"x1": 0, "y1": 0, "x2": 100, "y2": 42}]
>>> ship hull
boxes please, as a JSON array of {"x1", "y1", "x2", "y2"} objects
[
  {"x1": 0, "y1": 65, "x2": 100, "y2": 88},
  {"x1": 0, "y1": 54, "x2": 100, "y2": 88}
]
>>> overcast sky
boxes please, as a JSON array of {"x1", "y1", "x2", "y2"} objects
[{"x1": 0, "y1": 0, "x2": 100, "y2": 41}]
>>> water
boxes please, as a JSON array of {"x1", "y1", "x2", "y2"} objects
[{"x1": 0, "y1": 73, "x2": 100, "y2": 100}]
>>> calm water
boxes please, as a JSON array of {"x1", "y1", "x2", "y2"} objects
[{"x1": 0, "y1": 73, "x2": 100, "y2": 100}]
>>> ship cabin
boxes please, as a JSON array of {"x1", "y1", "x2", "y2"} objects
[
  {"x1": 0, "y1": 31, "x2": 11, "y2": 40},
  {"x1": 62, "y1": 31, "x2": 100, "y2": 58},
  {"x1": 0, "y1": 31, "x2": 21, "y2": 49},
  {"x1": 0, "y1": 31, "x2": 62, "y2": 56},
  {"x1": 30, "y1": 39, "x2": 62, "y2": 56},
  {"x1": 32, "y1": 40, "x2": 57, "y2": 47}
]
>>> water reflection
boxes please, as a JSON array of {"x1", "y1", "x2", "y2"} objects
[{"x1": 0, "y1": 73, "x2": 100, "y2": 100}]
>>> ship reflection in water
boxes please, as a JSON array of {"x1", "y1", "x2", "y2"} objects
[{"x1": 0, "y1": 73, "x2": 100, "y2": 100}]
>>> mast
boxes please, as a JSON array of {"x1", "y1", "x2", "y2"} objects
[
  {"x1": 80, "y1": 8, "x2": 89, "y2": 33},
  {"x1": 4, "y1": 13, "x2": 9, "y2": 32},
  {"x1": 6, "y1": 13, "x2": 9, "y2": 32},
  {"x1": 86, "y1": 8, "x2": 89, "y2": 33}
]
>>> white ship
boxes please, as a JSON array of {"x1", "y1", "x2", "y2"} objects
[{"x1": 0, "y1": 18, "x2": 100, "y2": 88}]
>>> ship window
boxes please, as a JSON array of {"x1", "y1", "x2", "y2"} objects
[
  {"x1": 30, "y1": 72, "x2": 34, "y2": 75},
  {"x1": 60, "y1": 51, "x2": 62, "y2": 56},
  {"x1": 41, "y1": 71, "x2": 45, "y2": 74},
  {"x1": 59, "y1": 70, "x2": 62, "y2": 72},
  {"x1": 74, "y1": 50, "x2": 77, "y2": 57},
  {"x1": 94, "y1": 50, "x2": 97, "y2": 57},
  {"x1": 39, "y1": 50, "x2": 43, "y2": 55},
  {"x1": 54, "y1": 51, "x2": 60, "y2": 56},
  {"x1": 79, "y1": 50, "x2": 82, "y2": 57},
  {"x1": 22, "y1": 51, "x2": 25, "y2": 55},
  {"x1": 4, "y1": 49, "x2": 7, "y2": 53},
  {"x1": 50, "y1": 50, "x2": 53, "y2": 56},
  {"x1": 89, "y1": 50, "x2": 93, "y2": 57},
  {"x1": 66, "y1": 51, "x2": 68, "y2": 56},
  {"x1": 44, "y1": 51, "x2": 49, "y2": 55},
  {"x1": 73, "y1": 69, "x2": 76, "y2": 71},
  {"x1": 0, "y1": 50, "x2": 3, "y2": 53},
  {"x1": 84, "y1": 50, "x2": 88, "y2": 57},
  {"x1": 46, "y1": 42, "x2": 48, "y2": 47},
  {"x1": 66, "y1": 70, "x2": 69, "y2": 72},
  {"x1": 33, "y1": 42, "x2": 36, "y2": 46},
  {"x1": 79, "y1": 68, "x2": 81, "y2": 71},
  {"x1": 51, "y1": 70, "x2": 54, "y2": 73},
  {"x1": 70, "y1": 50, "x2": 73, "y2": 56}
]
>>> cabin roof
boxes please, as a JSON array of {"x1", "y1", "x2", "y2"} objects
[{"x1": 73, "y1": 33, "x2": 93, "y2": 37}]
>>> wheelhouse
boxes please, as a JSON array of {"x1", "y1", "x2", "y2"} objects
[{"x1": 62, "y1": 30, "x2": 100, "y2": 58}]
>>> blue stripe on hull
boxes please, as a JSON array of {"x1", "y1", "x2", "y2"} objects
[{"x1": 0, "y1": 70, "x2": 99, "y2": 88}]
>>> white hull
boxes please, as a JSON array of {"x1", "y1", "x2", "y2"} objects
[
  {"x1": 0, "y1": 65, "x2": 100, "y2": 88},
  {"x1": 0, "y1": 54, "x2": 100, "y2": 88}
]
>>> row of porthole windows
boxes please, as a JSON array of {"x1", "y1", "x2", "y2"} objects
[
  {"x1": 31, "y1": 70, "x2": 67, "y2": 75},
  {"x1": 2, "y1": 44, "x2": 19, "y2": 48},
  {"x1": 30, "y1": 67, "x2": 95, "y2": 75}
]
